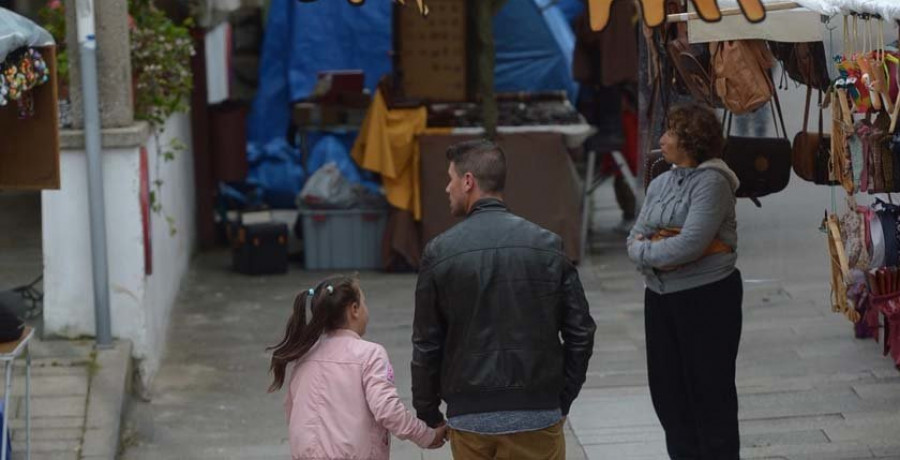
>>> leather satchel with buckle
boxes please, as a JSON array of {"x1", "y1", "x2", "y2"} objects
[{"x1": 793, "y1": 87, "x2": 838, "y2": 185}]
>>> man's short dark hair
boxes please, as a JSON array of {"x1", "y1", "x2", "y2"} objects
[{"x1": 445, "y1": 139, "x2": 507, "y2": 193}]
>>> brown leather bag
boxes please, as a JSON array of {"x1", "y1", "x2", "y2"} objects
[
  {"x1": 792, "y1": 87, "x2": 837, "y2": 185},
  {"x1": 666, "y1": 15, "x2": 719, "y2": 107},
  {"x1": 712, "y1": 40, "x2": 776, "y2": 115}
]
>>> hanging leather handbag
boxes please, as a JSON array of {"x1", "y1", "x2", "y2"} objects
[
  {"x1": 0, "y1": 305, "x2": 23, "y2": 343},
  {"x1": 723, "y1": 91, "x2": 792, "y2": 207},
  {"x1": 792, "y1": 87, "x2": 838, "y2": 185},
  {"x1": 665, "y1": 1, "x2": 719, "y2": 107},
  {"x1": 643, "y1": 149, "x2": 671, "y2": 190},
  {"x1": 769, "y1": 41, "x2": 832, "y2": 91},
  {"x1": 712, "y1": 40, "x2": 776, "y2": 115}
]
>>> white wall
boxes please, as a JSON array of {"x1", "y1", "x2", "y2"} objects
[
  {"x1": 42, "y1": 112, "x2": 194, "y2": 386},
  {"x1": 140, "y1": 113, "x2": 196, "y2": 381}
]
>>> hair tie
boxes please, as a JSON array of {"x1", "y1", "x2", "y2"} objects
[{"x1": 326, "y1": 285, "x2": 334, "y2": 295}]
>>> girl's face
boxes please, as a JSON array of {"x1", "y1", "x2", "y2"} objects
[{"x1": 347, "y1": 287, "x2": 370, "y2": 336}]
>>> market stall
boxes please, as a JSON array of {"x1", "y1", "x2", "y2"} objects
[
  {"x1": 242, "y1": 0, "x2": 595, "y2": 271},
  {"x1": 648, "y1": 0, "x2": 900, "y2": 369}
]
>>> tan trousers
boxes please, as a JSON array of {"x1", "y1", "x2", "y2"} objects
[{"x1": 449, "y1": 420, "x2": 566, "y2": 460}]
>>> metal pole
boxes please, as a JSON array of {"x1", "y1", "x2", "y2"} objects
[
  {"x1": 580, "y1": 150, "x2": 597, "y2": 263},
  {"x1": 25, "y1": 345, "x2": 30, "y2": 460},
  {"x1": 75, "y1": 0, "x2": 113, "y2": 348},
  {"x1": 666, "y1": 1, "x2": 801, "y2": 23},
  {"x1": 2, "y1": 361, "x2": 11, "y2": 460}
]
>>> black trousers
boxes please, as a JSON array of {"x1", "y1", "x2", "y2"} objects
[{"x1": 645, "y1": 270, "x2": 743, "y2": 460}]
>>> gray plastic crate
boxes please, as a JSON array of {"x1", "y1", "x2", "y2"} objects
[{"x1": 298, "y1": 209, "x2": 387, "y2": 270}]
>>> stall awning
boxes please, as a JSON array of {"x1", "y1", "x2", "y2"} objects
[
  {"x1": 688, "y1": 0, "x2": 822, "y2": 43},
  {"x1": 590, "y1": 0, "x2": 900, "y2": 31},
  {"x1": 793, "y1": 0, "x2": 900, "y2": 19}
]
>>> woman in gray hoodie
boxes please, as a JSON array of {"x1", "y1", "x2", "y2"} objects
[{"x1": 627, "y1": 103, "x2": 742, "y2": 459}]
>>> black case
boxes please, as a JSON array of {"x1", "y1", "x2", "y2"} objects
[{"x1": 232, "y1": 222, "x2": 289, "y2": 275}]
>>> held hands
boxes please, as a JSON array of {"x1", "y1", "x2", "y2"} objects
[{"x1": 428, "y1": 422, "x2": 449, "y2": 449}]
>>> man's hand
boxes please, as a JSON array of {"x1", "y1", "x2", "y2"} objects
[{"x1": 428, "y1": 423, "x2": 448, "y2": 449}]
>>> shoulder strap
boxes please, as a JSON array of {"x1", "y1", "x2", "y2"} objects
[
  {"x1": 803, "y1": 86, "x2": 812, "y2": 133},
  {"x1": 772, "y1": 85, "x2": 788, "y2": 139},
  {"x1": 818, "y1": 90, "x2": 824, "y2": 136}
]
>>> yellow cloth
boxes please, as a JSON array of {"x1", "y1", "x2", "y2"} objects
[{"x1": 351, "y1": 90, "x2": 431, "y2": 220}]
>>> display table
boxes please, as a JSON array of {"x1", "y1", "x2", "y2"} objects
[{"x1": 419, "y1": 130, "x2": 587, "y2": 262}]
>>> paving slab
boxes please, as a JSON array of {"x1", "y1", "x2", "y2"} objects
[
  {"x1": 115, "y1": 182, "x2": 900, "y2": 460},
  {"x1": 567, "y1": 187, "x2": 900, "y2": 459}
]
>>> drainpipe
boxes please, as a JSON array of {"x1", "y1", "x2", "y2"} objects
[{"x1": 75, "y1": 0, "x2": 112, "y2": 348}]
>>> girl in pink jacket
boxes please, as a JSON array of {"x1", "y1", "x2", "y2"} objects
[{"x1": 269, "y1": 275, "x2": 446, "y2": 459}]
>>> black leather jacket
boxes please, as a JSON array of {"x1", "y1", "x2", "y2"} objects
[{"x1": 412, "y1": 198, "x2": 596, "y2": 427}]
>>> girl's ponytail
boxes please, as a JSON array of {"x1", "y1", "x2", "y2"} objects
[
  {"x1": 267, "y1": 276, "x2": 360, "y2": 392},
  {"x1": 267, "y1": 290, "x2": 310, "y2": 392}
]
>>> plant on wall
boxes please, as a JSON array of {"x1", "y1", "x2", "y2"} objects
[
  {"x1": 39, "y1": 0, "x2": 194, "y2": 236},
  {"x1": 130, "y1": 0, "x2": 195, "y2": 236},
  {"x1": 129, "y1": 0, "x2": 194, "y2": 127},
  {"x1": 37, "y1": 0, "x2": 67, "y2": 96}
]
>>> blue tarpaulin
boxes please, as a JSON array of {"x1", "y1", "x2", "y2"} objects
[
  {"x1": 494, "y1": 0, "x2": 579, "y2": 101},
  {"x1": 246, "y1": 0, "x2": 577, "y2": 208},
  {"x1": 247, "y1": 0, "x2": 392, "y2": 146}
]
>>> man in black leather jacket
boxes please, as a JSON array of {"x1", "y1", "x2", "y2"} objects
[{"x1": 412, "y1": 139, "x2": 596, "y2": 459}]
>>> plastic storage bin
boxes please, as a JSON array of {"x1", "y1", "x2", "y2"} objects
[{"x1": 299, "y1": 209, "x2": 387, "y2": 270}]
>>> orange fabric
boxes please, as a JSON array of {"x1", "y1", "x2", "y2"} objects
[
  {"x1": 651, "y1": 227, "x2": 733, "y2": 256},
  {"x1": 351, "y1": 90, "x2": 429, "y2": 220}
]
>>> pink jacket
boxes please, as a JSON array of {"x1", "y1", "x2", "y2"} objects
[{"x1": 285, "y1": 329, "x2": 436, "y2": 459}]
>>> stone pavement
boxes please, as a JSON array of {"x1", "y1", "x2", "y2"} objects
[
  {"x1": 566, "y1": 182, "x2": 900, "y2": 459},
  {"x1": 119, "y1": 247, "x2": 900, "y2": 459},
  {"x1": 120, "y1": 180, "x2": 900, "y2": 459},
  {"x1": 0, "y1": 338, "x2": 131, "y2": 460},
  {"x1": 570, "y1": 237, "x2": 900, "y2": 459}
]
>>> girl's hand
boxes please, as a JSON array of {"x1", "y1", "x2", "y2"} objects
[{"x1": 429, "y1": 423, "x2": 448, "y2": 449}]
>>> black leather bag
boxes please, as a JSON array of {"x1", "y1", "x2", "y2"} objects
[
  {"x1": 723, "y1": 91, "x2": 792, "y2": 207},
  {"x1": 0, "y1": 306, "x2": 24, "y2": 343},
  {"x1": 769, "y1": 41, "x2": 832, "y2": 91},
  {"x1": 643, "y1": 149, "x2": 671, "y2": 191}
]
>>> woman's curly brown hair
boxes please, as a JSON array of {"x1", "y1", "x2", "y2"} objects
[{"x1": 666, "y1": 103, "x2": 724, "y2": 165}]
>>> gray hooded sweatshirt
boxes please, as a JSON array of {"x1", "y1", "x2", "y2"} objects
[{"x1": 627, "y1": 158, "x2": 740, "y2": 294}]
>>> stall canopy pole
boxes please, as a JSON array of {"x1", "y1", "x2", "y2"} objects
[
  {"x1": 475, "y1": 0, "x2": 508, "y2": 139},
  {"x1": 666, "y1": 1, "x2": 801, "y2": 23},
  {"x1": 75, "y1": 0, "x2": 113, "y2": 348}
]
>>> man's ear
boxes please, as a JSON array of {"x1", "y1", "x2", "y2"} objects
[{"x1": 463, "y1": 172, "x2": 476, "y2": 192}]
